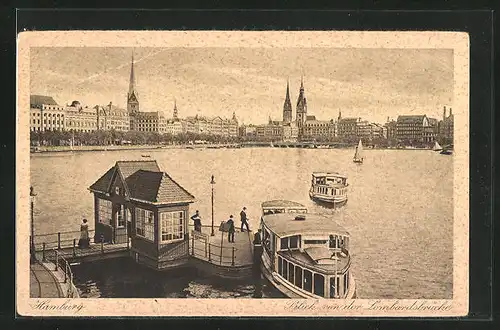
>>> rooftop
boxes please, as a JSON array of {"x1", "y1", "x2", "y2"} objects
[
  {"x1": 261, "y1": 200, "x2": 307, "y2": 209},
  {"x1": 262, "y1": 213, "x2": 349, "y2": 237},
  {"x1": 126, "y1": 170, "x2": 195, "y2": 204},
  {"x1": 30, "y1": 95, "x2": 59, "y2": 106},
  {"x1": 397, "y1": 115, "x2": 427, "y2": 124},
  {"x1": 312, "y1": 172, "x2": 348, "y2": 179},
  {"x1": 89, "y1": 160, "x2": 194, "y2": 205}
]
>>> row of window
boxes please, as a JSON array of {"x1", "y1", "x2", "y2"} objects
[
  {"x1": 31, "y1": 112, "x2": 64, "y2": 117},
  {"x1": 135, "y1": 208, "x2": 184, "y2": 243},
  {"x1": 313, "y1": 186, "x2": 347, "y2": 196},
  {"x1": 276, "y1": 256, "x2": 349, "y2": 298}
]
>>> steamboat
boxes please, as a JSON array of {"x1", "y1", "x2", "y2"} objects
[{"x1": 259, "y1": 200, "x2": 356, "y2": 299}]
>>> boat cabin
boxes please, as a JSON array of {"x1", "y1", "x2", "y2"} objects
[
  {"x1": 261, "y1": 200, "x2": 308, "y2": 216},
  {"x1": 311, "y1": 172, "x2": 348, "y2": 196},
  {"x1": 260, "y1": 212, "x2": 353, "y2": 299},
  {"x1": 88, "y1": 160, "x2": 195, "y2": 270}
]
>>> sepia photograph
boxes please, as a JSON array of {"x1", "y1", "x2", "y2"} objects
[{"x1": 16, "y1": 30, "x2": 469, "y2": 317}]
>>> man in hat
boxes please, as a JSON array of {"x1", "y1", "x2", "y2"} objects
[
  {"x1": 191, "y1": 210, "x2": 202, "y2": 232},
  {"x1": 227, "y1": 215, "x2": 235, "y2": 243},
  {"x1": 240, "y1": 207, "x2": 250, "y2": 232}
]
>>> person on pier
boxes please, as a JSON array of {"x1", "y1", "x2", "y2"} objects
[
  {"x1": 227, "y1": 215, "x2": 235, "y2": 243},
  {"x1": 78, "y1": 218, "x2": 90, "y2": 248},
  {"x1": 240, "y1": 207, "x2": 250, "y2": 232},
  {"x1": 191, "y1": 210, "x2": 202, "y2": 232}
]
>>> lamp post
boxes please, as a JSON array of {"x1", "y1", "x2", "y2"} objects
[
  {"x1": 30, "y1": 186, "x2": 37, "y2": 263},
  {"x1": 210, "y1": 175, "x2": 215, "y2": 236}
]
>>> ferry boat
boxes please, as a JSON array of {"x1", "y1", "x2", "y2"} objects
[
  {"x1": 353, "y1": 139, "x2": 364, "y2": 163},
  {"x1": 309, "y1": 172, "x2": 348, "y2": 208},
  {"x1": 259, "y1": 200, "x2": 356, "y2": 299}
]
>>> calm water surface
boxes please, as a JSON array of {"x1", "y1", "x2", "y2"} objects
[{"x1": 30, "y1": 147, "x2": 453, "y2": 299}]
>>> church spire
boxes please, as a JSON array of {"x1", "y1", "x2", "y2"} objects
[
  {"x1": 173, "y1": 99, "x2": 178, "y2": 119},
  {"x1": 129, "y1": 51, "x2": 137, "y2": 96},
  {"x1": 283, "y1": 79, "x2": 292, "y2": 124},
  {"x1": 127, "y1": 50, "x2": 139, "y2": 114}
]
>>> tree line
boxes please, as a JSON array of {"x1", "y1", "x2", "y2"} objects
[{"x1": 30, "y1": 129, "x2": 453, "y2": 147}]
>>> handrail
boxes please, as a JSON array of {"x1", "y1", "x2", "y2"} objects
[
  {"x1": 44, "y1": 249, "x2": 77, "y2": 298},
  {"x1": 189, "y1": 231, "x2": 238, "y2": 266}
]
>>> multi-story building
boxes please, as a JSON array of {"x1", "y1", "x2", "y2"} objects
[
  {"x1": 282, "y1": 122, "x2": 299, "y2": 142},
  {"x1": 30, "y1": 95, "x2": 66, "y2": 132},
  {"x1": 133, "y1": 111, "x2": 167, "y2": 133},
  {"x1": 95, "y1": 102, "x2": 130, "y2": 131},
  {"x1": 302, "y1": 116, "x2": 336, "y2": 141},
  {"x1": 255, "y1": 119, "x2": 284, "y2": 141},
  {"x1": 64, "y1": 101, "x2": 98, "y2": 133},
  {"x1": 337, "y1": 114, "x2": 360, "y2": 140},
  {"x1": 396, "y1": 114, "x2": 432, "y2": 143},
  {"x1": 239, "y1": 124, "x2": 257, "y2": 138},
  {"x1": 384, "y1": 118, "x2": 397, "y2": 140},
  {"x1": 370, "y1": 123, "x2": 386, "y2": 139},
  {"x1": 356, "y1": 119, "x2": 372, "y2": 139}
]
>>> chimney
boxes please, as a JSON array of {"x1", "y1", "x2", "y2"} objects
[
  {"x1": 449, "y1": 108, "x2": 452, "y2": 116},
  {"x1": 443, "y1": 106, "x2": 446, "y2": 120}
]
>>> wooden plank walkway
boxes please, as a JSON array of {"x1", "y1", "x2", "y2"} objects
[{"x1": 190, "y1": 226, "x2": 254, "y2": 267}]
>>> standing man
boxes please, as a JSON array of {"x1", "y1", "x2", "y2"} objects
[
  {"x1": 240, "y1": 207, "x2": 250, "y2": 232},
  {"x1": 227, "y1": 215, "x2": 235, "y2": 243},
  {"x1": 191, "y1": 210, "x2": 202, "y2": 232}
]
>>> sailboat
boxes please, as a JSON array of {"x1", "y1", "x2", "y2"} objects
[
  {"x1": 353, "y1": 139, "x2": 364, "y2": 163},
  {"x1": 432, "y1": 141, "x2": 443, "y2": 152}
]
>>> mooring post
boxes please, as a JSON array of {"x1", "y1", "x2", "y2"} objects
[
  {"x1": 57, "y1": 232, "x2": 61, "y2": 250},
  {"x1": 101, "y1": 238, "x2": 104, "y2": 255},
  {"x1": 232, "y1": 247, "x2": 235, "y2": 266},
  {"x1": 73, "y1": 239, "x2": 76, "y2": 257},
  {"x1": 205, "y1": 240, "x2": 208, "y2": 258},
  {"x1": 54, "y1": 250, "x2": 58, "y2": 271},
  {"x1": 64, "y1": 262, "x2": 68, "y2": 283},
  {"x1": 42, "y1": 243, "x2": 46, "y2": 262},
  {"x1": 127, "y1": 236, "x2": 130, "y2": 250},
  {"x1": 208, "y1": 244, "x2": 211, "y2": 261}
]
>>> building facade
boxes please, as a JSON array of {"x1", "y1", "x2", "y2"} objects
[
  {"x1": 30, "y1": 95, "x2": 66, "y2": 132},
  {"x1": 396, "y1": 115, "x2": 432, "y2": 143},
  {"x1": 89, "y1": 160, "x2": 195, "y2": 270},
  {"x1": 302, "y1": 116, "x2": 336, "y2": 141}
]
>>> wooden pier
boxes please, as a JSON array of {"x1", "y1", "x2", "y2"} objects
[{"x1": 32, "y1": 225, "x2": 255, "y2": 286}]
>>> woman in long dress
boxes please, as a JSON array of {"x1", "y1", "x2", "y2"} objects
[{"x1": 78, "y1": 218, "x2": 90, "y2": 248}]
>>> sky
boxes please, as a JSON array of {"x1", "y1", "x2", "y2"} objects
[{"x1": 30, "y1": 47, "x2": 454, "y2": 125}]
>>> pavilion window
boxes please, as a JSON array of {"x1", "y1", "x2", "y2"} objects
[
  {"x1": 117, "y1": 204, "x2": 126, "y2": 228},
  {"x1": 277, "y1": 256, "x2": 283, "y2": 275},
  {"x1": 160, "y1": 211, "x2": 184, "y2": 243},
  {"x1": 98, "y1": 198, "x2": 113, "y2": 226},
  {"x1": 136, "y1": 208, "x2": 154, "y2": 241}
]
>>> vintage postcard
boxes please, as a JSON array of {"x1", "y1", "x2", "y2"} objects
[{"x1": 16, "y1": 30, "x2": 469, "y2": 317}]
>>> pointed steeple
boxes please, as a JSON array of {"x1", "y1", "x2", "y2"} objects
[
  {"x1": 173, "y1": 99, "x2": 178, "y2": 119},
  {"x1": 283, "y1": 79, "x2": 292, "y2": 124},
  {"x1": 127, "y1": 50, "x2": 140, "y2": 114},
  {"x1": 338, "y1": 110, "x2": 342, "y2": 121},
  {"x1": 296, "y1": 76, "x2": 307, "y2": 128},
  {"x1": 129, "y1": 51, "x2": 137, "y2": 96}
]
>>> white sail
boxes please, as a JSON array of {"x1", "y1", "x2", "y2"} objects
[
  {"x1": 354, "y1": 139, "x2": 363, "y2": 160},
  {"x1": 433, "y1": 141, "x2": 442, "y2": 151}
]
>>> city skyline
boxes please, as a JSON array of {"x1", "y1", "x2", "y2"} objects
[{"x1": 31, "y1": 47, "x2": 454, "y2": 124}]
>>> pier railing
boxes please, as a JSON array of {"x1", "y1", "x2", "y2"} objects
[
  {"x1": 43, "y1": 249, "x2": 78, "y2": 298},
  {"x1": 32, "y1": 229, "x2": 98, "y2": 251},
  {"x1": 188, "y1": 225, "x2": 239, "y2": 267}
]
